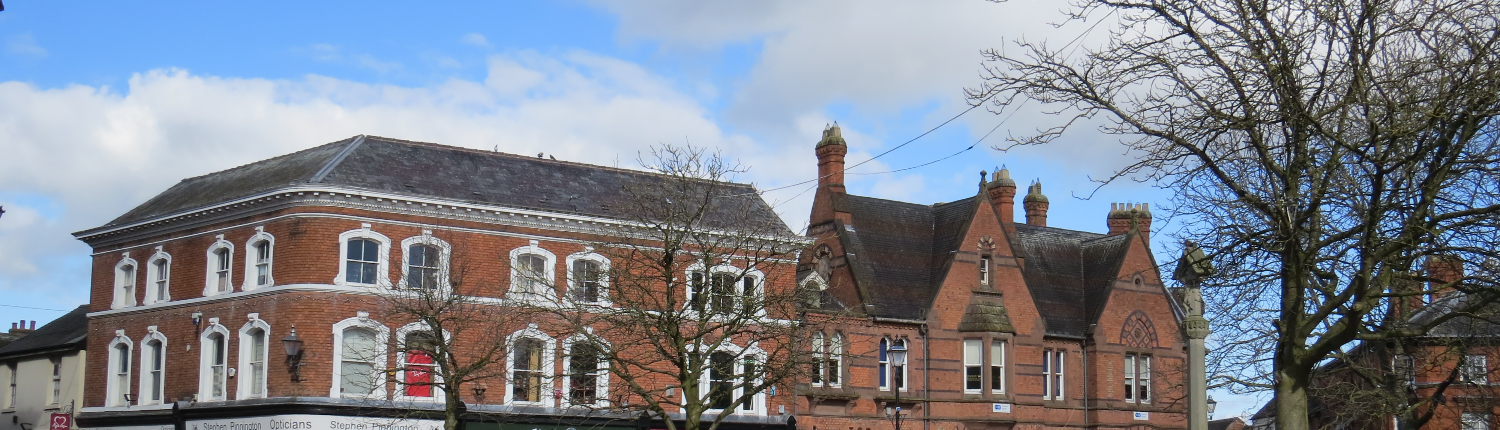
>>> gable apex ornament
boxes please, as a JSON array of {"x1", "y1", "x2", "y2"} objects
[{"x1": 978, "y1": 235, "x2": 996, "y2": 254}]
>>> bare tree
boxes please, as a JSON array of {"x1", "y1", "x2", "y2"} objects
[
  {"x1": 967, "y1": 0, "x2": 1500, "y2": 428},
  {"x1": 527, "y1": 145, "x2": 811, "y2": 430},
  {"x1": 364, "y1": 232, "x2": 529, "y2": 430}
]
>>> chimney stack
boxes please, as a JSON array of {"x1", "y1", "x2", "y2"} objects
[
  {"x1": 1107, "y1": 203, "x2": 1153, "y2": 244},
  {"x1": 986, "y1": 168, "x2": 1018, "y2": 226},
  {"x1": 1023, "y1": 181, "x2": 1049, "y2": 226},
  {"x1": 810, "y1": 124, "x2": 852, "y2": 227},
  {"x1": 816, "y1": 124, "x2": 848, "y2": 189},
  {"x1": 8, "y1": 320, "x2": 36, "y2": 335},
  {"x1": 1426, "y1": 256, "x2": 1464, "y2": 302}
]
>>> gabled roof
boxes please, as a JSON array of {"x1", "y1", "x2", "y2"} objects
[
  {"x1": 833, "y1": 191, "x2": 1136, "y2": 335},
  {"x1": 95, "y1": 135, "x2": 790, "y2": 235},
  {"x1": 1011, "y1": 223, "x2": 1131, "y2": 337},
  {"x1": 0, "y1": 305, "x2": 88, "y2": 359}
]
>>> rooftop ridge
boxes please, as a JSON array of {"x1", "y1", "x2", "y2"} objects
[
  {"x1": 171, "y1": 136, "x2": 357, "y2": 183},
  {"x1": 361, "y1": 135, "x2": 762, "y2": 191}
]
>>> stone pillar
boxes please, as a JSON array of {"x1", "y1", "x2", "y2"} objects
[{"x1": 1174, "y1": 243, "x2": 1215, "y2": 430}]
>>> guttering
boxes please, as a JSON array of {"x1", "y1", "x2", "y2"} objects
[{"x1": 872, "y1": 317, "x2": 926, "y2": 325}]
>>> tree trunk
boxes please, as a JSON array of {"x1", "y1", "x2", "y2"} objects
[{"x1": 1275, "y1": 365, "x2": 1312, "y2": 430}]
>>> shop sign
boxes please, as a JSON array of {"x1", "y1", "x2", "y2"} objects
[
  {"x1": 51, "y1": 413, "x2": 72, "y2": 430},
  {"x1": 188, "y1": 414, "x2": 444, "y2": 430}
]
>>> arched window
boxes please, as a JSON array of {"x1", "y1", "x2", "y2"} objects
[
  {"x1": 341, "y1": 327, "x2": 380, "y2": 396},
  {"x1": 145, "y1": 248, "x2": 171, "y2": 305},
  {"x1": 686, "y1": 264, "x2": 763, "y2": 315},
  {"x1": 337, "y1": 227, "x2": 391, "y2": 287},
  {"x1": 571, "y1": 260, "x2": 601, "y2": 302},
  {"x1": 566, "y1": 249, "x2": 610, "y2": 305},
  {"x1": 878, "y1": 337, "x2": 906, "y2": 391},
  {"x1": 695, "y1": 344, "x2": 766, "y2": 415},
  {"x1": 203, "y1": 236, "x2": 235, "y2": 296},
  {"x1": 565, "y1": 338, "x2": 607, "y2": 406},
  {"x1": 827, "y1": 333, "x2": 842, "y2": 387},
  {"x1": 139, "y1": 330, "x2": 167, "y2": 405},
  {"x1": 331, "y1": 314, "x2": 390, "y2": 398},
  {"x1": 238, "y1": 316, "x2": 270, "y2": 399},
  {"x1": 244, "y1": 227, "x2": 275, "y2": 290},
  {"x1": 402, "y1": 331, "x2": 439, "y2": 399},
  {"x1": 517, "y1": 254, "x2": 547, "y2": 294},
  {"x1": 513, "y1": 338, "x2": 544, "y2": 402},
  {"x1": 198, "y1": 321, "x2": 230, "y2": 401},
  {"x1": 508, "y1": 242, "x2": 557, "y2": 302},
  {"x1": 505, "y1": 325, "x2": 556, "y2": 406},
  {"x1": 106, "y1": 333, "x2": 132, "y2": 406},
  {"x1": 113, "y1": 256, "x2": 138, "y2": 310}
]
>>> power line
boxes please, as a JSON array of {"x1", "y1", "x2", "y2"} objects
[{"x1": 0, "y1": 303, "x2": 72, "y2": 312}]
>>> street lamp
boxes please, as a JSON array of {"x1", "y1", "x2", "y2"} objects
[
  {"x1": 282, "y1": 326, "x2": 305, "y2": 382},
  {"x1": 887, "y1": 341, "x2": 908, "y2": 430},
  {"x1": 1207, "y1": 396, "x2": 1218, "y2": 420}
]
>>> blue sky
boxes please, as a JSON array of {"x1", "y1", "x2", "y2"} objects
[{"x1": 0, "y1": 0, "x2": 1251, "y2": 417}]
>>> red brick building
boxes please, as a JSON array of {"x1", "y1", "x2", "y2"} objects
[
  {"x1": 793, "y1": 126, "x2": 1188, "y2": 430},
  {"x1": 72, "y1": 136, "x2": 801, "y2": 430}
]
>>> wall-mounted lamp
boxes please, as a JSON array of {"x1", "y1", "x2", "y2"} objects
[
  {"x1": 123, "y1": 393, "x2": 136, "y2": 403},
  {"x1": 282, "y1": 326, "x2": 305, "y2": 382},
  {"x1": 191, "y1": 311, "x2": 204, "y2": 335},
  {"x1": 472, "y1": 384, "x2": 487, "y2": 398}
]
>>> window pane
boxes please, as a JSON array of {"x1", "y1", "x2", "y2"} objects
[
  {"x1": 964, "y1": 339, "x2": 981, "y2": 391},
  {"x1": 991, "y1": 341, "x2": 1005, "y2": 392},
  {"x1": 709, "y1": 353, "x2": 732, "y2": 408},
  {"x1": 360, "y1": 262, "x2": 378, "y2": 284},
  {"x1": 341, "y1": 361, "x2": 375, "y2": 395}
]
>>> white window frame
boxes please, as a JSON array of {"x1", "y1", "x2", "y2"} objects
[
  {"x1": 878, "y1": 337, "x2": 890, "y2": 391},
  {"x1": 331, "y1": 313, "x2": 391, "y2": 399},
  {"x1": 683, "y1": 263, "x2": 766, "y2": 316},
  {"x1": 237, "y1": 315, "x2": 271, "y2": 399},
  {"x1": 399, "y1": 233, "x2": 452, "y2": 291},
  {"x1": 505, "y1": 324, "x2": 557, "y2": 407},
  {"x1": 1043, "y1": 348, "x2": 1065, "y2": 400},
  {"x1": 395, "y1": 321, "x2": 450, "y2": 402},
  {"x1": 694, "y1": 342, "x2": 767, "y2": 416},
  {"x1": 826, "y1": 332, "x2": 843, "y2": 388},
  {"x1": 198, "y1": 319, "x2": 231, "y2": 401},
  {"x1": 963, "y1": 339, "x2": 983, "y2": 394},
  {"x1": 335, "y1": 226, "x2": 392, "y2": 288},
  {"x1": 1463, "y1": 354, "x2": 1489, "y2": 384},
  {"x1": 113, "y1": 254, "x2": 138, "y2": 310},
  {"x1": 1463, "y1": 412, "x2": 1491, "y2": 430},
  {"x1": 138, "y1": 328, "x2": 168, "y2": 405},
  {"x1": 979, "y1": 257, "x2": 991, "y2": 287},
  {"x1": 1125, "y1": 352, "x2": 1151, "y2": 404},
  {"x1": 144, "y1": 248, "x2": 172, "y2": 305},
  {"x1": 564, "y1": 248, "x2": 611, "y2": 306},
  {"x1": 48, "y1": 357, "x2": 60, "y2": 405},
  {"x1": 562, "y1": 333, "x2": 611, "y2": 408},
  {"x1": 508, "y1": 241, "x2": 558, "y2": 303},
  {"x1": 202, "y1": 236, "x2": 235, "y2": 296},
  {"x1": 991, "y1": 340, "x2": 1006, "y2": 395},
  {"x1": 243, "y1": 227, "x2": 275, "y2": 290},
  {"x1": 106, "y1": 331, "x2": 132, "y2": 406},
  {"x1": 811, "y1": 332, "x2": 826, "y2": 387}
]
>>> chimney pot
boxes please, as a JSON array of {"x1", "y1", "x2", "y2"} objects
[
  {"x1": 987, "y1": 168, "x2": 1019, "y2": 227},
  {"x1": 29, "y1": 321, "x2": 35, "y2": 330},
  {"x1": 1023, "y1": 181, "x2": 1049, "y2": 227}
]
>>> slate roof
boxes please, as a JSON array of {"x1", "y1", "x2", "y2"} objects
[
  {"x1": 0, "y1": 305, "x2": 88, "y2": 358},
  {"x1": 1209, "y1": 417, "x2": 1246, "y2": 430},
  {"x1": 835, "y1": 193, "x2": 1134, "y2": 336},
  {"x1": 1011, "y1": 223, "x2": 1131, "y2": 337},
  {"x1": 97, "y1": 136, "x2": 789, "y2": 235}
]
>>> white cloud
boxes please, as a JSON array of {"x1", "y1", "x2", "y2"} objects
[
  {"x1": 461, "y1": 33, "x2": 492, "y2": 48},
  {"x1": 0, "y1": 51, "x2": 834, "y2": 295},
  {"x1": 7, "y1": 33, "x2": 47, "y2": 57}
]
